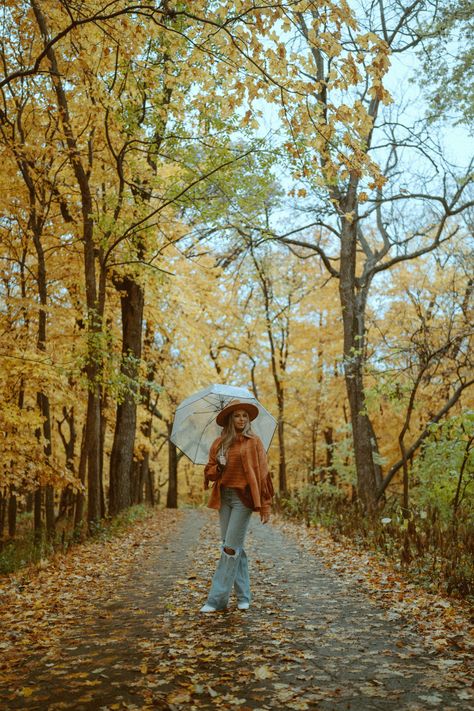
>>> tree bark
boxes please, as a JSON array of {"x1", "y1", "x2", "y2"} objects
[
  {"x1": 166, "y1": 422, "x2": 178, "y2": 508},
  {"x1": 74, "y1": 424, "x2": 87, "y2": 530},
  {"x1": 132, "y1": 454, "x2": 150, "y2": 505},
  {"x1": 338, "y1": 210, "x2": 378, "y2": 510},
  {"x1": 138, "y1": 322, "x2": 157, "y2": 505},
  {"x1": 8, "y1": 487, "x2": 17, "y2": 538},
  {"x1": 0, "y1": 493, "x2": 5, "y2": 544},
  {"x1": 109, "y1": 276, "x2": 144, "y2": 515},
  {"x1": 57, "y1": 406, "x2": 77, "y2": 521},
  {"x1": 84, "y1": 390, "x2": 101, "y2": 526},
  {"x1": 250, "y1": 246, "x2": 288, "y2": 493},
  {"x1": 45, "y1": 485, "x2": 55, "y2": 539},
  {"x1": 99, "y1": 388, "x2": 107, "y2": 519},
  {"x1": 323, "y1": 427, "x2": 338, "y2": 485},
  {"x1": 276, "y1": 393, "x2": 287, "y2": 493},
  {"x1": 130, "y1": 460, "x2": 141, "y2": 504},
  {"x1": 34, "y1": 487, "x2": 42, "y2": 543},
  {"x1": 145, "y1": 460, "x2": 155, "y2": 505},
  {"x1": 146, "y1": 467, "x2": 155, "y2": 505},
  {"x1": 33, "y1": 207, "x2": 55, "y2": 539}
]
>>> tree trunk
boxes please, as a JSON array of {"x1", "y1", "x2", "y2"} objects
[
  {"x1": 25, "y1": 118, "x2": 55, "y2": 539},
  {"x1": 453, "y1": 434, "x2": 474, "y2": 515},
  {"x1": 400, "y1": 433, "x2": 410, "y2": 517},
  {"x1": 35, "y1": 313, "x2": 54, "y2": 539},
  {"x1": 85, "y1": 390, "x2": 101, "y2": 526},
  {"x1": 45, "y1": 485, "x2": 55, "y2": 539},
  {"x1": 8, "y1": 486, "x2": 17, "y2": 538},
  {"x1": 249, "y1": 246, "x2": 289, "y2": 494},
  {"x1": 0, "y1": 493, "x2": 5, "y2": 544},
  {"x1": 31, "y1": 0, "x2": 103, "y2": 529},
  {"x1": 166, "y1": 422, "x2": 178, "y2": 508},
  {"x1": 26, "y1": 492, "x2": 33, "y2": 514},
  {"x1": 109, "y1": 276, "x2": 144, "y2": 515},
  {"x1": 309, "y1": 422, "x2": 317, "y2": 483},
  {"x1": 74, "y1": 424, "x2": 87, "y2": 530},
  {"x1": 339, "y1": 210, "x2": 378, "y2": 510},
  {"x1": 276, "y1": 390, "x2": 287, "y2": 493},
  {"x1": 368, "y1": 417, "x2": 383, "y2": 489},
  {"x1": 57, "y1": 486, "x2": 75, "y2": 522},
  {"x1": 34, "y1": 487, "x2": 42, "y2": 543},
  {"x1": 140, "y1": 323, "x2": 156, "y2": 505},
  {"x1": 145, "y1": 461, "x2": 155, "y2": 505},
  {"x1": 323, "y1": 427, "x2": 338, "y2": 485},
  {"x1": 139, "y1": 464, "x2": 146, "y2": 504},
  {"x1": 344, "y1": 366, "x2": 379, "y2": 509},
  {"x1": 99, "y1": 388, "x2": 107, "y2": 518},
  {"x1": 130, "y1": 460, "x2": 141, "y2": 504},
  {"x1": 57, "y1": 406, "x2": 76, "y2": 521}
]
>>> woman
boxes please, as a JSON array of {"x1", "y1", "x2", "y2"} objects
[{"x1": 200, "y1": 400, "x2": 274, "y2": 613}]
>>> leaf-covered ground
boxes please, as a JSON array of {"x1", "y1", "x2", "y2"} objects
[{"x1": 0, "y1": 508, "x2": 472, "y2": 710}]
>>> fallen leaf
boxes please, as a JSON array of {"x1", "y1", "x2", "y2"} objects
[
  {"x1": 254, "y1": 664, "x2": 273, "y2": 680},
  {"x1": 18, "y1": 686, "x2": 36, "y2": 697}
]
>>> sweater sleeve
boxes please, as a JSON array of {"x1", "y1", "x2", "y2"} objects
[
  {"x1": 256, "y1": 437, "x2": 274, "y2": 515},
  {"x1": 203, "y1": 439, "x2": 222, "y2": 490}
]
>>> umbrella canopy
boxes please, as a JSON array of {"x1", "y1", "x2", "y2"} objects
[{"x1": 170, "y1": 384, "x2": 277, "y2": 465}]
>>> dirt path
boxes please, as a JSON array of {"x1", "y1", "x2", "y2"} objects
[{"x1": 1, "y1": 509, "x2": 472, "y2": 710}]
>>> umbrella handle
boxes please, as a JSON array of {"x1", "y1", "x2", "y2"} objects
[{"x1": 217, "y1": 446, "x2": 227, "y2": 468}]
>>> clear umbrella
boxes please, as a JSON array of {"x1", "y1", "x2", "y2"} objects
[{"x1": 170, "y1": 384, "x2": 277, "y2": 464}]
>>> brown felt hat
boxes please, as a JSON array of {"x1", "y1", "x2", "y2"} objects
[{"x1": 216, "y1": 401, "x2": 259, "y2": 427}]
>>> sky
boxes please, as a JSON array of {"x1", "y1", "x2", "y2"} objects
[{"x1": 249, "y1": 8, "x2": 473, "y2": 174}]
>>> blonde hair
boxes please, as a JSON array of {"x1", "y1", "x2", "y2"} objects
[{"x1": 220, "y1": 411, "x2": 253, "y2": 455}]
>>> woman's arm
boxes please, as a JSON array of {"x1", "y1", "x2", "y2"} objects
[
  {"x1": 204, "y1": 440, "x2": 223, "y2": 489},
  {"x1": 256, "y1": 438, "x2": 274, "y2": 523}
]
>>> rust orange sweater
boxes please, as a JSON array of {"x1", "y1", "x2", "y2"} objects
[
  {"x1": 220, "y1": 435, "x2": 248, "y2": 488},
  {"x1": 204, "y1": 433, "x2": 274, "y2": 520},
  {"x1": 220, "y1": 435, "x2": 252, "y2": 508}
]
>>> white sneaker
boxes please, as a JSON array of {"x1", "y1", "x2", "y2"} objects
[
  {"x1": 237, "y1": 602, "x2": 250, "y2": 610},
  {"x1": 200, "y1": 604, "x2": 217, "y2": 613}
]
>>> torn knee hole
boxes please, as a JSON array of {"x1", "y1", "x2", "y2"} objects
[{"x1": 224, "y1": 546, "x2": 236, "y2": 555}]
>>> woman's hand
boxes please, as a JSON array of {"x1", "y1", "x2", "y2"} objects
[{"x1": 260, "y1": 511, "x2": 270, "y2": 525}]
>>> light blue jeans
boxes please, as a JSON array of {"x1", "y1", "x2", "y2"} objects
[{"x1": 206, "y1": 487, "x2": 253, "y2": 610}]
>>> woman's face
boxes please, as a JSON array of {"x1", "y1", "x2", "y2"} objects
[{"x1": 232, "y1": 409, "x2": 249, "y2": 431}]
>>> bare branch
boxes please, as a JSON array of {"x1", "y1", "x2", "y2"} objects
[{"x1": 377, "y1": 377, "x2": 474, "y2": 498}]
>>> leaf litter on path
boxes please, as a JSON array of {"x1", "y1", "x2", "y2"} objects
[
  {"x1": 138, "y1": 512, "x2": 473, "y2": 710},
  {"x1": 272, "y1": 516, "x2": 473, "y2": 666},
  {"x1": 1, "y1": 508, "x2": 473, "y2": 710}
]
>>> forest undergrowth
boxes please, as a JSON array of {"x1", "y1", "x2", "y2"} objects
[
  {"x1": 0, "y1": 504, "x2": 153, "y2": 576},
  {"x1": 279, "y1": 487, "x2": 474, "y2": 604}
]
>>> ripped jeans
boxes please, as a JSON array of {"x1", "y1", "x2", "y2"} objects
[{"x1": 206, "y1": 487, "x2": 253, "y2": 610}]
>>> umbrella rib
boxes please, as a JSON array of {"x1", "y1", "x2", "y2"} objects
[
  {"x1": 194, "y1": 411, "x2": 220, "y2": 459},
  {"x1": 194, "y1": 394, "x2": 238, "y2": 416}
]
